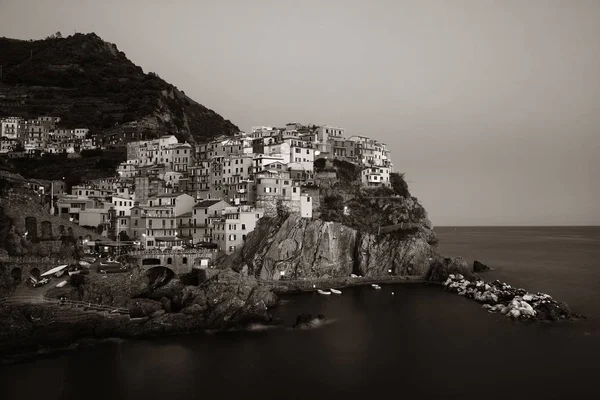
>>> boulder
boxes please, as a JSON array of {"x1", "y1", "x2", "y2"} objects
[
  {"x1": 182, "y1": 304, "x2": 204, "y2": 315},
  {"x1": 473, "y1": 261, "x2": 490, "y2": 273},
  {"x1": 128, "y1": 298, "x2": 163, "y2": 318}
]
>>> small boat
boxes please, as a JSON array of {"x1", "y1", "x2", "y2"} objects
[
  {"x1": 317, "y1": 289, "x2": 331, "y2": 295},
  {"x1": 79, "y1": 260, "x2": 90, "y2": 267},
  {"x1": 371, "y1": 284, "x2": 382, "y2": 290},
  {"x1": 68, "y1": 270, "x2": 81, "y2": 276},
  {"x1": 55, "y1": 281, "x2": 67, "y2": 288},
  {"x1": 330, "y1": 289, "x2": 342, "y2": 295},
  {"x1": 350, "y1": 274, "x2": 358, "y2": 278}
]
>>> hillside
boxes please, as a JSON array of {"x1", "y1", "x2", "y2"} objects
[{"x1": 0, "y1": 33, "x2": 239, "y2": 143}]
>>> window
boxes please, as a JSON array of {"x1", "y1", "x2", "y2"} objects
[
  {"x1": 242, "y1": 224, "x2": 246, "y2": 230},
  {"x1": 295, "y1": 148, "x2": 301, "y2": 153},
  {"x1": 183, "y1": 257, "x2": 188, "y2": 264},
  {"x1": 229, "y1": 234, "x2": 236, "y2": 241},
  {"x1": 167, "y1": 257, "x2": 172, "y2": 265}
]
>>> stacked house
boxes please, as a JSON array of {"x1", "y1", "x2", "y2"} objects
[{"x1": 48, "y1": 121, "x2": 394, "y2": 254}]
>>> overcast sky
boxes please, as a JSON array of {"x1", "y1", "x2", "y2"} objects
[{"x1": 1, "y1": 0, "x2": 599, "y2": 226}]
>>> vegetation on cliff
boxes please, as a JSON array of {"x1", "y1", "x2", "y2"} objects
[
  {"x1": 0, "y1": 33, "x2": 239, "y2": 143},
  {"x1": 2, "y1": 149, "x2": 125, "y2": 186}
]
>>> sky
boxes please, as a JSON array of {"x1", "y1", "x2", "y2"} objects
[{"x1": 1, "y1": 0, "x2": 599, "y2": 226}]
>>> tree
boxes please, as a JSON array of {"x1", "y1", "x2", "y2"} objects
[
  {"x1": 390, "y1": 172, "x2": 410, "y2": 198},
  {"x1": 12, "y1": 142, "x2": 24, "y2": 152}
]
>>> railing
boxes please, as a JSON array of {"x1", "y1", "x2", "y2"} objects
[{"x1": 126, "y1": 249, "x2": 217, "y2": 256}]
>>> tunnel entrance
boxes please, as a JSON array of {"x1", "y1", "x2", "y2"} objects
[{"x1": 10, "y1": 267, "x2": 22, "y2": 284}]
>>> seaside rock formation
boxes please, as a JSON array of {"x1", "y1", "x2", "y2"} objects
[
  {"x1": 219, "y1": 214, "x2": 462, "y2": 281},
  {"x1": 473, "y1": 261, "x2": 491, "y2": 273},
  {"x1": 293, "y1": 313, "x2": 327, "y2": 329},
  {"x1": 442, "y1": 274, "x2": 582, "y2": 321}
]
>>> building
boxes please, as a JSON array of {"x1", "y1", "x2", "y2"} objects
[
  {"x1": 360, "y1": 166, "x2": 391, "y2": 187},
  {"x1": 191, "y1": 199, "x2": 230, "y2": 243},
  {"x1": 212, "y1": 206, "x2": 264, "y2": 253},
  {"x1": 0, "y1": 117, "x2": 23, "y2": 140}
]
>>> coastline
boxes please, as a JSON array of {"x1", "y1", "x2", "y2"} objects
[
  {"x1": 260, "y1": 275, "x2": 430, "y2": 294},
  {"x1": 0, "y1": 275, "x2": 429, "y2": 364}
]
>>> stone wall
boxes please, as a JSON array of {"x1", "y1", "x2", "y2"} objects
[
  {"x1": 256, "y1": 195, "x2": 301, "y2": 218},
  {"x1": 0, "y1": 255, "x2": 76, "y2": 297},
  {"x1": 0, "y1": 192, "x2": 109, "y2": 244}
]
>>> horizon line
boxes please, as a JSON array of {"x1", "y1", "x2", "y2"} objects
[{"x1": 434, "y1": 225, "x2": 600, "y2": 228}]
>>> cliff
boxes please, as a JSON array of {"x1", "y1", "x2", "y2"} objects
[
  {"x1": 0, "y1": 33, "x2": 239, "y2": 143},
  {"x1": 219, "y1": 214, "x2": 469, "y2": 283}
]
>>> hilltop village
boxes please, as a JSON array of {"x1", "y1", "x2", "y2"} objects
[{"x1": 1, "y1": 118, "x2": 395, "y2": 254}]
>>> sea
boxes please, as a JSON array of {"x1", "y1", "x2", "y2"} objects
[{"x1": 1, "y1": 226, "x2": 599, "y2": 400}]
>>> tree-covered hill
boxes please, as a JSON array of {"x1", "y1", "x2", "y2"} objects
[{"x1": 0, "y1": 32, "x2": 239, "y2": 143}]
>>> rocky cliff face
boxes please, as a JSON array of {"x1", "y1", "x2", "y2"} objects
[{"x1": 219, "y1": 214, "x2": 468, "y2": 282}]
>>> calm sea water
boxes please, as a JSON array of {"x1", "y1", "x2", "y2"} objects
[{"x1": 1, "y1": 227, "x2": 599, "y2": 400}]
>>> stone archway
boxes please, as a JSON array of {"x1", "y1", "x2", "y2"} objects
[
  {"x1": 41, "y1": 220, "x2": 53, "y2": 240},
  {"x1": 30, "y1": 267, "x2": 41, "y2": 279},
  {"x1": 10, "y1": 267, "x2": 22, "y2": 284},
  {"x1": 25, "y1": 216, "x2": 38, "y2": 239}
]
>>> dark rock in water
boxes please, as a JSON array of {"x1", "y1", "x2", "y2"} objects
[
  {"x1": 294, "y1": 313, "x2": 313, "y2": 328},
  {"x1": 292, "y1": 313, "x2": 327, "y2": 329},
  {"x1": 473, "y1": 261, "x2": 490, "y2": 273},
  {"x1": 426, "y1": 256, "x2": 471, "y2": 282}
]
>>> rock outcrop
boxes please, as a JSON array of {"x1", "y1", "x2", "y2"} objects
[
  {"x1": 473, "y1": 260, "x2": 491, "y2": 273},
  {"x1": 0, "y1": 267, "x2": 279, "y2": 357},
  {"x1": 219, "y1": 214, "x2": 464, "y2": 282}
]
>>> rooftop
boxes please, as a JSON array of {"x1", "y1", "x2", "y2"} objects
[{"x1": 194, "y1": 199, "x2": 226, "y2": 208}]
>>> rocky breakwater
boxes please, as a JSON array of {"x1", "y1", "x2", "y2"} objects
[{"x1": 442, "y1": 274, "x2": 584, "y2": 322}]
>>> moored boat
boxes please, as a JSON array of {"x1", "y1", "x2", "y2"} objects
[
  {"x1": 330, "y1": 289, "x2": 342, "y2": 294},
  {"x1": 317, "y1": 289, "x2": 331, "y2": 295}
]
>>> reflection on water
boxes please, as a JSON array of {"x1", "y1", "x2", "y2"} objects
[{"x1": 1, "y1": 227, "x2": 599, "y2": 399}]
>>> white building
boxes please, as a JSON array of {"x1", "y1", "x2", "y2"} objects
[{"x1": 361, "y1": 166, "x2": 391, "y2": 187}]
